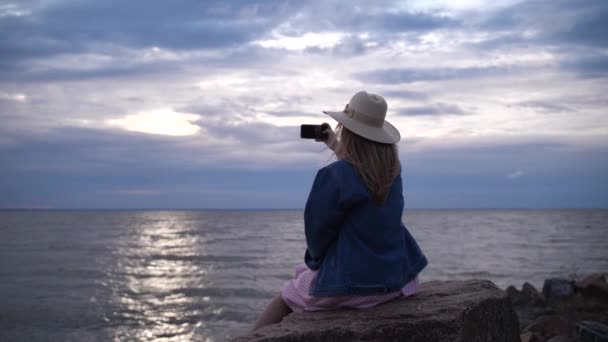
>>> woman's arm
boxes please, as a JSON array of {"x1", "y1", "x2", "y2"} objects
[{"x1": 303, "y1": 166, "x2": 343, "y2": 270}]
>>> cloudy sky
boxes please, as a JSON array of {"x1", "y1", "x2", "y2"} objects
[{"x1": 1, "y1": 0, "x2": 607, "y2": 209}]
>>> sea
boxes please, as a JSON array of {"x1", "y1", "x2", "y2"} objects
[{"x1": 0, "y1": 209, "x2": 607, "y2": 341}]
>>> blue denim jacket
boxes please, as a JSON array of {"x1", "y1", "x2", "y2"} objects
[{"x1": 304, "y1": 159, "x2": 428, "y2": 296}]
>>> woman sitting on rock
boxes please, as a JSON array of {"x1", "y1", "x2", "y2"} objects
[{"x1": 252, "y1": 91, "x2": 428, "y2": 331}]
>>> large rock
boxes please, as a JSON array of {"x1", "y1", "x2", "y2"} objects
[
  {"x1": 506, "y1": 282, "x2": 550, "y2": 329},
  {"x1": 234, "y1": 280, "x2": 520, "y2": 342},
  {"x1": 575, "y1": 274, "x2": 608, "y2": 300}
]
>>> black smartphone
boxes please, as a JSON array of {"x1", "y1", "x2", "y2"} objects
[{"x1": 300, "y1": 124, "x2": 328, "y2": 140}]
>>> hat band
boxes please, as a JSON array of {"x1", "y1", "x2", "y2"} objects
[{"x1": 344, "y1": 104, "x2": 383, "y2": 128}]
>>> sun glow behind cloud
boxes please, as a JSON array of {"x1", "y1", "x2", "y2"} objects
[
  {"x1": 0, "y1": 92, "x2": 27, "y2": 102},
  {"x1": 253, "y1": 32, "x2": 346, "y2": 50},
  {"x1": 107, "y1": 109, "x2": 200, "y2": 136}
]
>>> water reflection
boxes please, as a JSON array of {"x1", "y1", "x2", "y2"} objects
[{"x1": 109, "y1": 211, "x2": 208, "y2": 341}]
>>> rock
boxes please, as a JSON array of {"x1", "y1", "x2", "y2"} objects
[
  {"x1": 507, "y1": 283, "x2": 551, "y2": 329},
  {"x1": 523, "y1": 283, "x2": 546, "y2": 305},
  {"x1": 520, "y1": 331, "x2": 544, "y2": 342},
  {"x1": 234, "y1": 280, "x2": 520, "y2": 342},
  {"x1": 575, "y1": 273, "x2": 606, "y2": 288},
  {"x1": 507, "y1": 282, "x2": 544, "y2": 306},
  {"x1": 575, "y1": 274, "x2": 608, "y2": 300},
  {"x1": 514, "y1": 306, "x2": 553, "y2": 331},
  {"x1": 576, "y1": 321, "x2": 608, "y2": 342},
  {"x1": 524, "y1": 315, "x2": 571, "y2": 338},
  {"x1": 542, "y1": 279, "x2": 574, "y2": 301}
]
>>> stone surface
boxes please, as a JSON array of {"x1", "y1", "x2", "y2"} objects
[
  {"x1": 234, "y1": 280, "x2": 520, "y2": 342},
  {"x1": 576, "y1": 321, "x2": 608, "y2": 342}
]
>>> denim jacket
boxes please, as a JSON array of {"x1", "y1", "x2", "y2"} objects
[{"x1": 304, "y1": 159, "x2": 428, "y2": 296}]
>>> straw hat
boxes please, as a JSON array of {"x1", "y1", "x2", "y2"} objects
[{"x1": 323, "y1": 90, "x2": 400, "y2": 144}]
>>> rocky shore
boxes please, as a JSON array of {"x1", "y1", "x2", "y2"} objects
[
  {"x1": 507, "y1": 273, "x2": 608, "y2": 342},
  {"x1": 234, "y1": 274, "x2": 608, "y2": 341}
]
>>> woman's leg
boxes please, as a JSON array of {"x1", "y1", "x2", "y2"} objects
[{"x1": 251, "y1": 294, "x2": 293, "y2": 331}]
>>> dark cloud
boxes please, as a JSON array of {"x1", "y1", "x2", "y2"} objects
[
  {"x1": 0, "y1": 123, "x2": 324, "y2": 189},
  {"x1": 265, "y1": 110, "x2": 320, "y2": 118},
  {"x1": 198, "y1": 121, "x2": 298, "y2": 145},
  {"x1": 354, "y1": 66, "x2": 508, "y2": 84},
  {"x1": 284, "y1": 1, "x2": 458, "y2": 35},
  {"x1": 2, "y1": 126, "x2": 607, "y2": 208},
  {"x1": 547, "y1": 2, "x2": 608, "y2": 48},
  {"x1": 1, "y1": 43, "x2": 282, "y2": 82},
  {"x1": 469, "y1": 33, "x2": 535, "y2": 51},
  {"x1": 0, "y1": 122, "x2": 329, "y2": 208},
  {"x1": 562, "y1": 55, "x2": 608, "y2": 78},
  {"x1": 0, "y1": 1, "x2": 301, "y2": 69},
  {"x1": 329, "y1": 11, "x2": 458, "y2": 35},
  {"x1": 0, "y1": 0, "x2": 455, "y2": 70},
  {"x1": 1, "y1": 60, "x2": 182, "y2": 82},
  {"x1": 396, "y1": 102, "x2": 467, "y2": 116},
  {"x1": 0, "y1": 127, "x2": 199, "y2": 173},
  {"x1": 515, "y1": 100, "x2": 573, "y2": 113},
  {"x1": 328, "y1": 35, "x2": 368, "y2": 56},
  {"x1": 381, "y1": 89, "x2": 429, "y2": 101},
  {"x1": 181, "y1": 95, "x2": 318, "y2": 122},
  {"x1": 476, "y1": 0, "x2": 608, "y2": 49}
]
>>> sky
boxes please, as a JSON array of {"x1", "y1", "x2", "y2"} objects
[{"x1": 0, "y1": 0, "x2": 607, "y2": 209}]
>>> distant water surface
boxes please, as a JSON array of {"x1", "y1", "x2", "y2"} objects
[{"x1": 0, "y1": 209, "x2": 606, "y2": 341}]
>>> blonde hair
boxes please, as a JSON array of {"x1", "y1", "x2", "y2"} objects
[{"x1": 333, "y1": 123, "x2": 401, "y2": 205}]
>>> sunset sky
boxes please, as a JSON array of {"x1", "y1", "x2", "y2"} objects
[{"x1": 1, "y1": 0, "x2": 607, "y2": 209}]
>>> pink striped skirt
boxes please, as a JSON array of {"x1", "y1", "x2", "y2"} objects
[{"x1": 281, "y1": 263, "x2": 419, "y2": 313}]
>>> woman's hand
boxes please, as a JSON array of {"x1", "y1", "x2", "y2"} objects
[{"x1": 315, "y1": 123, "x2": 339, "y2": 151}]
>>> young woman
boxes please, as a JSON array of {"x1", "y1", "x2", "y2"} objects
[{"x1": 252, "y1": 90, "x2": 428, "y2": 331}]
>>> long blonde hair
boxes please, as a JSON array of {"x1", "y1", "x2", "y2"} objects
[{"x1": 333, "y1": 123, "x2": 400, "y2": 205}]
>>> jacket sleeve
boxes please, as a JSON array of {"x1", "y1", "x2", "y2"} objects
[{"x1": 304, "y1": 166, "x2": 344, "y2": 270}]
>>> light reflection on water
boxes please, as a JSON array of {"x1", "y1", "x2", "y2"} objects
[
  {"x1": 101, "y1": 210, "x2": 300, "y2": 341},
  {"x1": 109, "y1": 212, "x2": 208, "y2": 341}
]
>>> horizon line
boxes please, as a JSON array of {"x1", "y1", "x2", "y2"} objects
[{"x1": 1, "y1": 207, "x2": 606, "y2": 211}]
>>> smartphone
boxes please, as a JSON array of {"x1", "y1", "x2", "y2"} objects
[{"x1": 300, "y1": 124, "x2": 328, "y2": 140}]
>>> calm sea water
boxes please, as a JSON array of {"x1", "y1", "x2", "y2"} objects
[{"x1": 0, "y1": 209, "x2": 607, "y2": 341}]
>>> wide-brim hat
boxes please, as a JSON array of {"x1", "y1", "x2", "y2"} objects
[{"x1": 323, "y1": 90, "x2": 401, "y2": 144}]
